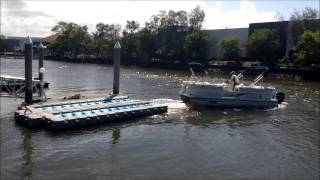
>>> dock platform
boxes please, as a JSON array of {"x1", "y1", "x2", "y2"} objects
[
  {"x1": 15, "y1": 96, "x2": 167, "y2": 130},
  {"x1": 1, "y1": 75, "x2": 49, "y2": 97}
]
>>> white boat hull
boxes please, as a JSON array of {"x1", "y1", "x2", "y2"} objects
[
  {"x1": 180, "y1": 94, "x2": 278, "y2": 108},
  {"x1": 180, "y1": 81, "x2": 280, "y2": 108}
]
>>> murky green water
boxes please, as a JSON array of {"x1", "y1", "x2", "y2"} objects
[{"x1": 1, "y1": 58, "x2": 319, "y2": 179}]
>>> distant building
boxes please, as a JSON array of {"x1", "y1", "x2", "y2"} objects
[
  {"x1": 0, "y1": 36, "x2": 43, "y2": 52},
  {"x1": 0, "y1": 35, "x2": 57, "y2": 52},
  {"x1": 205, "y1": 19, "x2": 319, "y2": 60},
  {"x1": 42, "y1": 34, "x2": 58, "y2": 45}
]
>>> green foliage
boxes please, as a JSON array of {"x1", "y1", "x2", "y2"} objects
[
  {"x1": 294, "y1": 30, "x2": 320, "y2": 67},
  {"x1": 219, "y1": 36, "x2": 241, "y2": 60},
  {"x1": 246, "y1": 29, "x2": 281, "y2": 66},
  {"x1": 184, "y1": 31, "x2": 210, "y2": 64},
  {"x1": 136, "y1": 28, "x2": 157, "y2": 62},
  {"x1": 50, "y1": 22, "x2": 93, "y2": 57},
  {"x1": 93, "y1": 23, "x2": 121, "y2": 58},
  {"x1": 121, "y1": 21, "x2": 140, "y2": 61},
  {"x1": 126, "y1": 7, "x2": 208, "y2": 64},
  {"x1": 288, "y1": 7, "x2": 319, "y2": 44},
  {"x1": 189, "y1": 6, "x2": 205, "y2": 31},
  {"x1": 125, "y1": 20, "x2": 140, "y2": 33},
  {"x1": 48, "y1": 6, "x2": 210, "y2": 64}
]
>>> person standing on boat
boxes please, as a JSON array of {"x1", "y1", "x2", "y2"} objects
[{"x1": 230, "y1": 71, "x2": 240, "y2": 91}]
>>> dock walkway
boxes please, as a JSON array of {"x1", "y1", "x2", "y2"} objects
[
  {"x1": 15, "y1": 96, "x2": 167, "y2": 130},
  {"x1": 0, "y1": 75, "x2": 49, "y2": 97}
]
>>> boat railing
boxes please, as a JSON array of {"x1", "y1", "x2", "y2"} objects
[
  {"x1": 237, "y1": 72, "x2": 243, "y2": 80},
  {"x1": 248, "y1": 66, "x2": 268, "y2": 86},
  {"x1": 250, "y1": 74, "x2": 264, "y2": 86}
]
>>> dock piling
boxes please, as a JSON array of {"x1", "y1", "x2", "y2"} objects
[
  {"x1": 38, "y1": 43, "x2": 45, "y2": 100},
  {"x1": 25, "y1": 36, "x2": 33, "y2": 104},
  {"x1": 38, "y1": 43, "x2": 44, "y2": 82},
  {"x1": 113, "y1": 41, "x2": 121, "y2": 95}
]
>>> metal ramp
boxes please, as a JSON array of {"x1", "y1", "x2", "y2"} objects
[{"x1": 0, "y1": 75, "x2": 49, "y2": 98}]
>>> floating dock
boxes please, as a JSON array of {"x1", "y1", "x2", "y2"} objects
[
  {"x1": 0, "y1": 75, "x2": 49, "y2": 97},
  {"x1": 15, "y1": 96, "x2": 167, "y2": 130}
]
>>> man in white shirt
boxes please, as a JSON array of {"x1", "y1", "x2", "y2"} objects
[{"x1": 230, "y1": 71, "x2": 239, "y2": 91}]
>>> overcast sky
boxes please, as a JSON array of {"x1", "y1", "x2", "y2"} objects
[{"x1": 1, "y1": 0, "x2": 319, "y2": 37}]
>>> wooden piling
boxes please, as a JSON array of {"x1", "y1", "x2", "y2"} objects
[
  {"x1": 113, "y1": 41, "x2": 121, "y2": 95},
  {"x1": 38, "y1": 43, "x2": 45, "y2": 99},
  {"x1": 25, "y1": 36, "x2": 33, "y2": 104}
]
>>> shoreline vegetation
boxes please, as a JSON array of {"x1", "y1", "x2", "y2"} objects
[{"x1": 1, "y1": 7, "x2": 319, "y2": 81}]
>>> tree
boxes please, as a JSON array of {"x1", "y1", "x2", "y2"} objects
[
  {"x1": 288, "y1": 7, "x2": 320, "y2": 45},
  {"x1": 136, "y1": 28, "x2": 157, "y2": 62},
  {"x1": 219, "y1": 36, "x2": 241, "y2": 60},
  {"x1": 189, "y1": 6, "x2": 205, "y2": 31},
  {"x1": 155, "y1": 25, "x2": 188, "y2": 62},
  {"x1": 48, "y1": 6, "x2": 209, "y2": 65},
  {"x1": 175, "y1": 10, "x2": 188, "y2": 28},
  {"x1": 93, "y1": 23, "x2": 121, "y2": 58},
  {"x1": 50, "y1": 22, "x2": 93, "y2": 57},
  {"x1": 183, "y1": 31, "x2": 210, "y2": 64},
  {"x1": 122, "y1": 20, "x2": 140, "y2": 62},
  {"x1": 125, "y1": 20, "x2": 140, "y2": 33},
  {"x1": 294, "y1": 30, "x2": 320, "y2": 67},
  {"x1": 246, "y1": 29, "x2": 281, "y2": 66},
  {"x1": 142, "y1": 9, "x2": 193, "y2": 62},
  {"x1": 274, "y1": 12, "x2": 285, "y2": 21}
]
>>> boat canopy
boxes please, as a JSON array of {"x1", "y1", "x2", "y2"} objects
[{"x1": 188, "y1": 62, "x2": 208, "y2": 76}]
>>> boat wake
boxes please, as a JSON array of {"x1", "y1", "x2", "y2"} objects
[{"x1": 150, "y1": 98, "x2": 188, "y2": 114}]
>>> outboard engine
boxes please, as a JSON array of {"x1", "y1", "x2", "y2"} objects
[{"x1": 276, "y1": 92, "x2": 285, "y2": 104}]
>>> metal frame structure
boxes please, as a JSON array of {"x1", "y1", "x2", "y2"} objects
[{"x1": 0, "y1": 75, "x2": 46, "y2": 99}]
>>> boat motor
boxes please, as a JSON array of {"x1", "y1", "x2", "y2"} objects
[{"x1": 276, "y1": 92, "x2": 285, "y2": 104}]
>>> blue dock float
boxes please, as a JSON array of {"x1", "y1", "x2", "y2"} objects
[{"x1": 15, "y1": 96, "x2": 167, "y2": 130}]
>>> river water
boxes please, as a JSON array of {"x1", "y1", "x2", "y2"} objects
[{"x1": 1, "y1": 58, "x2": 319, "y2": 179}]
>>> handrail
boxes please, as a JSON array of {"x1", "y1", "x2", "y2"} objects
[{"x1": 250, "y1": 74, "x2": 263, "y2": 86}]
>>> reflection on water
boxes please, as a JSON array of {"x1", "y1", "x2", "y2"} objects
[
  {"x1": 1, "y1": 58, "x2": 319, "y2": 179},
  {"x1": 111, "y1": 128, "x2": 121, "y2": 144},
  {"x1": 21, "y1": 129, "x2": 33, "y2": 179}
]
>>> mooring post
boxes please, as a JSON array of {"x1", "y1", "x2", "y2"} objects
[
  {"x1": 113, "y1": 41, "x2": 121, "y2": 95},
  {"x1": 25, "y1": 36, "x2": 33, "y2": 104},
  {"x1": 38, "y1": 43, "x2": 45, "y2": 99},
  {"x1": 38, "y1": 43, "x2": 44, "y2": 81}
]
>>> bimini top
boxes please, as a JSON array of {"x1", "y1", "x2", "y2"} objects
[
  {"x1": 188, "y1": 62, "x2": 208, "y2": 76},
  {"x1": 188, "y1": 62, "x2": 206, "y2": 73}
]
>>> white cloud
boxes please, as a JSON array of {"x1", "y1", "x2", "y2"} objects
[
  {"x1": 1, "y1": 0, "x2": 278, "y2": 37},
  {"x1": 203, "y1": 0, "x2": 277, "y2": 29}
]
